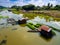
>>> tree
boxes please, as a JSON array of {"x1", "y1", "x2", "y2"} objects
[
  {"x1": 50, "y1": 4, "x2": 53, "y2": 10},
  {"x1": 22, "y1": 4, "x2": 35, "y2": 11},
  {"x1": 43, "y1": 3, "x2": 53, "y2": 10},
  {"x1": 42, "y1": 5, "x2": 48, "y2": 10},
  {"x1": 0, "y1": 6, "x2": 7, "y2": 9},
  {"x1": 16, "y1": 6, "x2": 22, "y2": 11},
  {"x1": 46, "y1": 3, "x2": 51, "y2": 10},
  {"x1": 35, "y1": 6, "x2": 41, "y2": 10},
  {"x1": 11, "y1": 5, "x2": 17, "y2": 9},
  {"x1": 54, "y1": 5, "x2": 60, "y2": 10},
  {"x1": 51, "y1": 4, "x2": 53, "y2": 7},
  {"x1": 11, "y1": 5, "x2": 22, "y2": 11}
]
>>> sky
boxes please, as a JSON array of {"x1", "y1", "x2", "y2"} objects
[{"x1": 0, "y1": 0, "x2": 60, "y2": 7}]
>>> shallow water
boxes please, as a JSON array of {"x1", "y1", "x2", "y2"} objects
[{"x1": 0, "y1": 25, "x2": 60, "y2": 45}]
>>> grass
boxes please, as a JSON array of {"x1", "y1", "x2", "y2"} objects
[
  {"x1": 12, "y1": 10, "x2": 60, "y2": 21},
  {"x1": 0, "y1": 16, "x2": 9, "y2": 19},
  {"x1": 54, "y1": 18, "x2": 60, "y2": 21}
]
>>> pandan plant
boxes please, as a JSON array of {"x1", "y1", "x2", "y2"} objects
[
  {"x1": 26, "y1": 23, "x2": 36, "y2": 30},
  {"x1": 29, "y1": 23, "x2": 33, "y2": 25},
  {"x1": 34, "y1": 24, "x2": 41, "y2": 28}
]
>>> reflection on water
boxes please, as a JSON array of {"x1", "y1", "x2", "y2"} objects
[
  {"x1": 39, "y1": 31, "x2": 56, "y2": 42},
  {"x1": 0, "y1": 25, "x2": 60, "y2": 45},
  {"x1": 27, "y1": 30, "x2": 56, "y2": 42}
]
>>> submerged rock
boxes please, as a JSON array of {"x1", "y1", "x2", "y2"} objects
[
  {"x1": 12, "y1": 28, "x2": 17, "y2": 30},
  {"x1": 0, "y1": 40, "x2": 7, "y2": 45}
]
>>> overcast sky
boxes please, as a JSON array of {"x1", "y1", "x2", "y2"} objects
[{"x1": 0, "y1": 0, "x2": 60, "y2": 7}]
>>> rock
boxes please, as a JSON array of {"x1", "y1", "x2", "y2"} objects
[{"x1": 0, "y1": 40, "x2": 7, "y2": 45}]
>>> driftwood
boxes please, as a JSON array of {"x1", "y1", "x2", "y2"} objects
[
  {"x1": 27, "y1": 29, "x2": 40, "y2": 32},
  {"x1": 28, "y1": 30, "x2": 40, "y2": 32},
  {"x1": 27, "y1": 29, "x2": 55, "y2": 39}
]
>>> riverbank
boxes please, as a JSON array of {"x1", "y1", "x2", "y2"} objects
[{"x1": 12, "y1": 10, "x2": 60, "y2": 21}]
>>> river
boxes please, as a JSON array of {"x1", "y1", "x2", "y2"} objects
[{"x1": 0, "y1": 25, "x2": 60, "y2": 45}]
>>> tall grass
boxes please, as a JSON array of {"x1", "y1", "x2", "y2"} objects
[{"x1": 12, "y1": 10, "x2": 60, "y2": 21}]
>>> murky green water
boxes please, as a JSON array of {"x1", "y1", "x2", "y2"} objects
[{"x1": 0, "y1": 25, "x2": 60, "y2": 45}]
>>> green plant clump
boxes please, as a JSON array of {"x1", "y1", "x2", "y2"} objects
[
  {"x1": 26, "y1": 23, "x2": 36, "y2": 30},
  {"x1": 29, "y1": 23, "x2": 33, "y2": 25},
  {"x1": 34, "y1": 24, "x2": 41, "y2": 28}
]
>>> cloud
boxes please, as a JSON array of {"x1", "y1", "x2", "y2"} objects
[{"x1": 0, "y1": 0, "x2": 59, "y2": 7}]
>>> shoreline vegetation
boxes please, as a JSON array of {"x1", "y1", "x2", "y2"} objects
[
  {"x1": 0, "y1": 10, "x2": 60, "y2": 31},
  {"x1": 12, "y1": 10, "x2": 60, "y2": 21},
  {"x1": 0, "y1": 3, "x2": 60, "y2": 21}
]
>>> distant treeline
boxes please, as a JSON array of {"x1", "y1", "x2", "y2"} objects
[{"x1": 0, "y1": 3, "x2": 60, "y2": 11}]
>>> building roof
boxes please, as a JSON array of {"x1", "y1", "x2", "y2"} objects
[{"x1": 38, "y1": 25, "x2": 52, "y2": 32}]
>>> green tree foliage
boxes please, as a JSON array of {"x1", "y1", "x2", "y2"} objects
[
  {"x1": 45, "y1": 3, "x2": 53, "y2": 10},
  {"x1": 42, "y1": 5, "x2": 47, "y2": 10},
  {"x1": 54, "y1": 5, "x2": 60, "y2": 10},
  {"x1": 35, "y1": 6, "x2": 41, "y2": 10},
  {"x1": 16, "y1": 6, "x2": 22, "y2": 11},
  {"x1": 22, "y1": 4, "x2": 35, "y2": 11},
  {"x1": 0, "y1": 6, "x2": 7, "y2": 9},
  {"x1": 10, "y1": 3, "x2": 60, "y2": 11},
  {"x1": 11, "y1": 5, "x2": 22, "y2": 11},
  {"x1": 11, "y1": 5, "x2": 17, "y2": 9},
  {"x1": 47, "y1": 3, "x2": 51, "y2": 10}
]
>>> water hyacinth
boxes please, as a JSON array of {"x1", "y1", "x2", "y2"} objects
[{"x1": 27, "y1": 16, "x2": 60, "y2": 30}]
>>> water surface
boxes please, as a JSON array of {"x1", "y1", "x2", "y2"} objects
[{"x1": 0, "y1": 25, "x2": 60, "y2": 45}]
